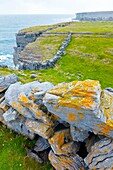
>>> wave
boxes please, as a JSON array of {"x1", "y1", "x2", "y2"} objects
[{"x1": 0, "y1": 54, "x2": 14, "y2": 67}]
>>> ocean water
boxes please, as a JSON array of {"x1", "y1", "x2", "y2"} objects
[{"x1": 0, "y1": 14, "x2": 73, "y2": 67}]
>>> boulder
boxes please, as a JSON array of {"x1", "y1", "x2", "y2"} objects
[
  {"x1": 5, "y1": 81, "x2": 54, "y2": 119},
  {"x1": 49, "y1": 150, "x2": 86, "y2": 170},
  {"x1": 85, "y1": 137, "x2": 113, "y2": 169},
  {"x1": 25, "y1": 119, "x2": 54, "y2": 139},
  {"x1": 0, "y1": 74, "x2": 18, "y2": 92},
  {"x1": 43, "y1": 80, "x2": 113, "y2": 137}
]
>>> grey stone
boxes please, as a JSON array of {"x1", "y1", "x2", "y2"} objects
[
  {"x1": 27, "y1": 151, "x2": 43, "y2": 164},
  {"x1": 85, "y1": 137, "x2": 113, "y2": 169},
  {"x1": 34, "y1": 137, "x2": 50, "y2": 152},
  {"x1": 0, "y1": 74, "x2": 18, "y2": 92},
  {"x1": 3, "y1": 107, "x2": 19, "y2": 122},
  {"x1": 70, "y1": 126, "x2": 89, "y2": 142},
  {"x1": 49, "y1": 150, "x2": 86, "y2": 170}
]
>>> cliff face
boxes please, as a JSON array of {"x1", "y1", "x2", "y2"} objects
[
  {"x1": 13, "y1": 22, "x2": 71, "y2": 70},
  {"x1": 76, "y1": 11, "x2": 113, "y2": 21},
  {"x1": 1, "y1": 74, "x2": 113, "y2": 169}
]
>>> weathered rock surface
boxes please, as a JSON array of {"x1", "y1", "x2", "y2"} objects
[
  {"x1": 43, "y1": 80, "x2": 113, "y2": 137},
  {"x1": 34, "y1": 136, "x2": 50, "y2": 152},
  {"x1": 1, "y1": 76, "x2": 113, "y2": 169},
  {"x1": 70, "y1": 126, "x2": 89, "y2": 142},
  {"x1": 85, "y1": 137, "x2": 113, "y2": 169},
  {"x1": 0, "y1": 74, "x2": 18, "y2": 92},
  {"x1": 48, "y1": 129, "x2": 79, "y2": 155},
  {"x1": 49, "y1": 150, "x2": 86, "y2": 170},
  {"x1": 25, "y1": 119, "x2": 54, "y2": 139},
  {"x1": 27, "y1": 151, "x2": 43, "y2": 164}
]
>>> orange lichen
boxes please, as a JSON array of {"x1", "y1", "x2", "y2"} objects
[
  {"x1": 68, "y1": 113, "x2": 78, "y2": 122},
  {"x1": 18, "y1": 94, "x2": 29, "y2": 103}
]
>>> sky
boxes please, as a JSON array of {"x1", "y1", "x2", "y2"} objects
[{"x1": 0, "y1": 0, "x2": 113, "y2": 14}]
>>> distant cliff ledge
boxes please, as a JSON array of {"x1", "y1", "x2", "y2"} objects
[{"x1": 75, "y1": 11, "x2": 113, "y2": 21}]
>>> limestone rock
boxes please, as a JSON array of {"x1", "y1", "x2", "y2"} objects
[
  {"x1": 0, "y1": 74, "x2": 18, "y2": 92},
  {"x1": 49, "y1": 150, "x2": 86, "y2": 170},
  {"x1": 43, "y1": 80, "x2": 113, "y2": 137},
  {"x1": 3, "y1": 107, "x2": 19, "y2": 122},
  {"x1": 85, "y1": 137, "x2": 113, "y2": 169},
  {"x1": 70, "y1": 126, "x2": 89, "y2": 142},
  {"x1": 34, "y1": 137, "x2": 50, "y2": 152},
  {"x1": 18, "y1": 94, "x2": 55, "y2": 126},
  {"x1": 5, "y1": 81, "x2": 54, "y2": 119},
  {"x1": 3, "y1": 116, "x2": 35, "y2": 139},
  {"x1": 27, "y1": 151, "x2": 43, "y2": 164},
  {"x1": 48, "y1": 129, "x2": 79, "y2": 155},
  {"x1": 25, "y1": 119, "x2": 54, "y2": 139}
]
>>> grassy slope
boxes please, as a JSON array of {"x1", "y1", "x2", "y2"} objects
[{"x1": 0, "y1": 21, "x2": 113, "y2": 170}]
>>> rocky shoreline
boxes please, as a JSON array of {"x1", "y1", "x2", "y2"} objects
[
  {"x1": 13, "y1": 22, "x2": 72, "y2": 70},
  {"x1": 1, "y1": 74, "x2": 113, "y2": 169}
]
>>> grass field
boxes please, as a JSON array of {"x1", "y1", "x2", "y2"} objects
[
  {"x1": 20, "y1": 34, "x2": 67, "y2": 63},
  {"x1": 0, "y1": 21, "x2": 113, "y2": 170}
]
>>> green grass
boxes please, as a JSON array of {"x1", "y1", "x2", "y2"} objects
[
  {"x1": 48, "y1": 21, "x2": 113, "y2": 33},
  {"x1": 0, "y1": 124, "x2": 53, "y2": 170},
  {"x1": 21, "y1": 34, "x2": 67, "y2": 62}
]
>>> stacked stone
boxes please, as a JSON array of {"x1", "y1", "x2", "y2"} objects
[
  {"x1": 17, "y1": 33, "x2": 72, "y2": 70},
  {"x1": 1, "y1": 74, "x2": 113, "y2": 169}
]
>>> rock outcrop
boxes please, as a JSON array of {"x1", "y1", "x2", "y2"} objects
[
  {"x1": 13, "y1": 23, "x2": 72, "y2": 70},
  {"x1": 1, "y1": 74, "x2": 113, "y2": 169}
]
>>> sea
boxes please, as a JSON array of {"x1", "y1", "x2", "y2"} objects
[{"x1": 0, "y1": 14, "x2": 73, "y2": 67}]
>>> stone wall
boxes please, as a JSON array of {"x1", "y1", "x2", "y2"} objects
[
  {"x1": 76, "y1": 11, "x2": 113, "y2": 21},
  {"x1": 1, "y1": 74, "x2": 113, "y2": 169},
  {"x1": 13, "y1": 22, "x2": 71, "y2": 70}
]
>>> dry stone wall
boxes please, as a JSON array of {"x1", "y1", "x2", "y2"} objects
[{"x1": 1, "y1": 74, "x2": 113, "y2": 169}]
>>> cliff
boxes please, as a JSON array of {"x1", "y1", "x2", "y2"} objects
[
  {"x1": 1, "y1": 74, "x2": 113, "y2": 169},
  {"x1": 13, "y1": 22, "x2": 71, "y2": 70},
  {"x1": 75, "y1": 11, "x2": 113, "y2": 21}
]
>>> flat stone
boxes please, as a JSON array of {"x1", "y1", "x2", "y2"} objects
[
  {"x1": 34, "y1": 136, "x2": 50, "y2": 152},
  {"x1": 3, "y1": 107, "x2": 19, "y2": 122},
  {"x1": 43, "y1": 80, "x2": 113, "y2": 137},
  {"x1": 27, "y1": 151, "x2": 43, "y2": 164},
  {"x1": 49, "y1": 150, "x2": 86, "y2": 170},
  {"x1": 70, "y1": 126, "x2": 89, "y2": 142},
  {"x1": 85, "y1": 137, "x2": 113, "y2": 169},
  {"x1": 0, "y1": 74, "x2": 18, "y2": 92},
  {"x1": 48, "y1": 129, "x2": 79, "y2": 155},
  {"x1": 25, "y1": 119, "x2": 54, "y2": 139}
]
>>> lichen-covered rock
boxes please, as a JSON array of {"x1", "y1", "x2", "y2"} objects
[
  {"x1": 34, "y1": 137, "x2": 50, "y2": 152},
  {"x1": 70, "y1": 126, "x2": 89, "y2": 142},
  {"x1": 3, "y1": 107, "x2": 19, "y2": 122},
  {"x1": 48, "y1": 129, "x2": 79, "y2": 155},
  {"x1": 5, "y1": 81, "x2": 54, "y2": 119},
  {"x1": 43, "y1": 80, "x2": 113, "y2": 137},
  {"x1": 18, "y1": 94, "x2": 55, "y2": 126},
  {"x1": 25, "y1": 119, "x2": 54, "y2": 139},
  {"x1": 49, "y1": 150, "x2": 86, "y2": 170},
  {"x1": 0, "y1": 74, "x2": 18, "y2": 92},
  {"x1": 84, "y1": 137, "x2": 113, "y2": 169},
  {"x1": 3, "y1": 116, "x2": 35, "y2": 139}
]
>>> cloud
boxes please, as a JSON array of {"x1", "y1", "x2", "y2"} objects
[{"x1": 0, "y1": 0, "x2": 113, "y2": 14}]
